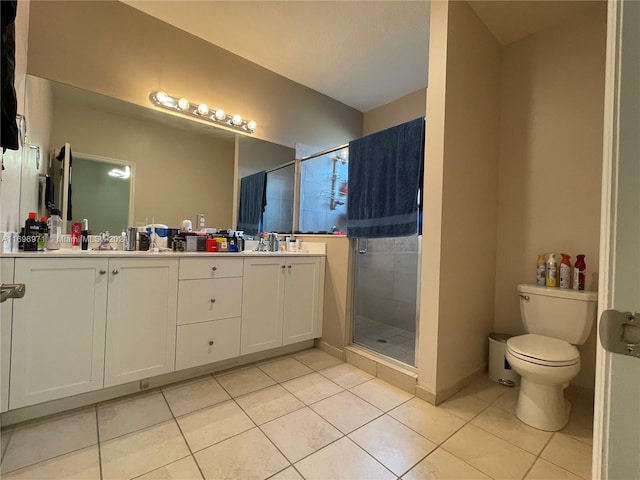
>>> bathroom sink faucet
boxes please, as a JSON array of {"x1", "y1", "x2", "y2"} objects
[{"x1": 94, "y1": 231, "x2": 115, "y2": 251}]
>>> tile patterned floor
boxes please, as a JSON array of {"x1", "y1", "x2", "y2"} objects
[
  {"x1": 353, "y1": 316, "x2": 416, "y2": 366},
  {"x1": 0, "y1": 348, "x2": 594, "y2": 480}
]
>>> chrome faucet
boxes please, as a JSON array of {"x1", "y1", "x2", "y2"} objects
[{"x1": 94, "y1": 231, "x2": 114, "y2": 250}]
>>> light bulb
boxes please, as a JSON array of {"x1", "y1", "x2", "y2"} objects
[
  {"x1": 232, "y1": 114, "x2": 243, "y2": 126},
  {"x1": 197, "y1": 103, "x2": 209, "y2": 115},
  {"x1": 247, "y1": 120, "x2": 257, "y2": 132},
  {"x1": 156, "y1": 91, "x2": 169, "y2": 103},
  {"x1": 178, "y1": 98, "x2": 190, "y2": 110},
  {"x1": 215, "y1": 109, "x2": 226, "y2": 121}
]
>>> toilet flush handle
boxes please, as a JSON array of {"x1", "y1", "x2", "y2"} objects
[{"x1": 519, "y1": 294, "x2": 530, "y2": 301}]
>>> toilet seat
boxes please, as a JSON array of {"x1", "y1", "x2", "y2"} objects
[{"x1": 507, "y1": 334, "x2": 579, "y2": 367}]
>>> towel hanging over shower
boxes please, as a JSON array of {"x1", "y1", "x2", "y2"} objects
[
  {"x1": 237, "y1": 171, "x2": 267, "y2": 235},
  {"x1": 347, "y1": 117, "x2": 424, "y2": 238}
]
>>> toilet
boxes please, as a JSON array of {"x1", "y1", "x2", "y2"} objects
[{"x1": 505, "y1": 284, "x2": 597, "y2": 431}]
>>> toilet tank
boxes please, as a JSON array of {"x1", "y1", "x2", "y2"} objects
[{"x1": 517, "y1": 284, "x2": 598, "y2": 345}]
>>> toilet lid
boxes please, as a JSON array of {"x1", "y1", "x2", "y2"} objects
[{"x1": 507, "y1": 334, "x2": 579, "y2": 366}]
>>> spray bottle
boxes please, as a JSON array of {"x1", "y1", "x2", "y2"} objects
[
  {"x1": 546, "y1": 252, "x2": 559, "y2": 287},
  {"x1": 560, "y1": 253, "x2": 571, "y2": 289},
  {"x1": 536, "y1": 254, "x2": 546, "y2": 286}
]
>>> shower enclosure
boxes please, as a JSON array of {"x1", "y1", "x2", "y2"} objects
[{"x1": 352, "y1": 235, "x2": 420, "y2": 366}]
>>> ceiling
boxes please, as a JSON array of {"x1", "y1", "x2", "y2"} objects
[{"x1": 120, "y1": 1, "x2": 597, "y2": 114}]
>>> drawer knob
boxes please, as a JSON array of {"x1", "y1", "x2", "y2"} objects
[
  {"x1": 281, "y1": 265, "x2": 286, "y2": 269},
  {"x1": 99, "y1": 270, "x2": 107, "y2": 275},
  {"x1": 208, "y1": 340, "x2": 214, "y2": 346},
  {"x1": 212, "y1": 266, "x2": 218, "y2": 271},
  {"x1": 287, "y1": 265, "x2": 292, "y2": 269},
  {"x1": 210, "y1": 298, "x2": 216, "y2": 304},
  {"x1": 112, "y1": 269, "x2": 119, "y2": 275}
]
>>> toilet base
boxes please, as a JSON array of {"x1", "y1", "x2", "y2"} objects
[{"x1": 515, "y1": 377, "x2": 571, "y2": 431}]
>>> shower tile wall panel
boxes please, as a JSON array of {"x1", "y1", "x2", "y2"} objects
[
  {"x1": 299, "y1": 155, "x2": 347, "y2": 233},
  {"x1": 263, "y1": 168, "x2": 294, "y2": 233}
]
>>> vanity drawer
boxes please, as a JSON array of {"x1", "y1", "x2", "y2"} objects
[
  {"x1": 175, "y1": 318, "x2": 240, "y2": 370},
  {"x1": 178, "y1": 278, "x2": 242, "y2": 325},
  {"x1": 179, "y1": 258, "x2": 243, "y2": 280}
]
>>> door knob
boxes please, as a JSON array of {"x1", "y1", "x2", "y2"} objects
[
  {"x1": 211, "y1": 266, "x2": 218, "y2": 271},
  {"x1": 209, "y1": 340, "x2": 214, "y2": 346},
  {"x1": 112, "y1": 269, "x2": 119, "y2": 275},
  {"x1": 99, "y1": 270, "x2": 106, "y2": 275},
  {"x1": 287, "y1": 265, "x2": 292, "y2": 269},
  {"x1": 210, "y1": 298, "x2": 216, "y2": 303}
]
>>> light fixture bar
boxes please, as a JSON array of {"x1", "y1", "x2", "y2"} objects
[{"x1": 149, "y1": 91, "x2": 256, "y2": 134}]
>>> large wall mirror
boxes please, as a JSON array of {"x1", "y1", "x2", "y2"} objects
[{"x1": 20, "y1": 74, "x2": 296, "y2": 235}]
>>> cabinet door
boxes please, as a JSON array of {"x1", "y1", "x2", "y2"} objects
[
  {"x1": 104, "y1": 258, "x2": 178, "y2": 387},
  {"x1": 1, "y1": 258, "x2": 15, "y2": 412},
  {"x1": 10, "y1": 258, "x2": 108, "y2": 408},
  {"x1": 240, "y1": 257, "x2": 285, "y2": 355},
  {"x1": 283, "y1": 257, "x2": 325, "y2": 345}
]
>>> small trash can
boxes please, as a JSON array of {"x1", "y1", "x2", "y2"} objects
[{"x1": 488, "y1": 333, "x2": 520, "y2": 387}]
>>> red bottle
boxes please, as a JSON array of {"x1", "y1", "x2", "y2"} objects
[{"x1": 573, "y1": 254, "x2": 586, "y2": 291}]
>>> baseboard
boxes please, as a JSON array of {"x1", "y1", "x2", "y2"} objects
[
  {"x1": 416, "y1": 363, "x2": 488, "y2": 406},
  {"x1": 1, "y1": 340, "x2": 314, "y2": 427},
  {"x1": 344, "y1": 345, "x2": 417, "y2": 394},
  {"x1": 315, "y1": 340, "x2": 345, "y2": 361}
]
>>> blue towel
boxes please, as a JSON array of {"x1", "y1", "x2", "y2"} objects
[
  {"x1": 237, "y1": 171, "x2": 267, "y2": 235},
  {"x1": 347, "y1": 117, "x2": 424, "y2": 238}
]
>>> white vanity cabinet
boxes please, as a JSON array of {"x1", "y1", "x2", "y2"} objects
[
  {"x1": 175, "y1": 258, "x2": 242, "y2": 370},
  {"x1": 1, "y1": 258, "x2": 15, "y2": 412},
  {"x1": 10, "y1": 258, "x2": 109, "y2": 409},
  {"x1": 241, "y1": 256, "x2": 325, "y2": 355},
  {"x1": 104, "y1": 258, "x2": 178, "y2": 387}
]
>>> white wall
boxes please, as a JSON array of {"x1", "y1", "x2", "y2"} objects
[{"x1": 363, "y1": 89, "x2": 426, "y2": 136}]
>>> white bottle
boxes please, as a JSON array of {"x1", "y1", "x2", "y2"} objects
[{"x1": 546, "y1": 252, "x2": 558, "y2": 287}]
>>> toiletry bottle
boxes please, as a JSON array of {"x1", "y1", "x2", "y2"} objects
[
  {"x1": 546, "y1": 252, "x2": 558, "y2": 287},
  {"x1": 560, "y1": 253, "x2": 571, "y2": 289},
  {"x1": 536, "y1": 254, "x2": 546, "y2": 286},
  {"x1": 24, "y1": 212, "x2": 40, "y2": 252},
  {"x1": 81, "y1": 219, "x2": 89, "y2": 251},
  {"x1": 37, "y1": 216, "x2": 48, "y2": 251},
  {"x1": 574, "y1": 254, "x2": 586, "y2": 291},
  {"x1": 46, "y1": 210, "x2": 62, "y2": 250}
]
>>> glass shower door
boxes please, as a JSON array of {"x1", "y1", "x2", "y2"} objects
[{"x1": 352, "y1": 235, "x2": 420, "y2": 366}]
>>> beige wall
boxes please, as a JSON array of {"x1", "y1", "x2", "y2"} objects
[
  {"x1": 419, "y1": 0, "x2": 501, "y2": 396},
  {"x1": 27, "y1": 1, "x2": 362, "y2": 151},
  {"x1": 493, "y1": 4, "x2": 606, "y2": 389},
  {"x1": 362, "y1": 89, "x2": 427, "y2": 136},
  {"x1": 51, "y1": 98, "x2": 235, "y2": 228}
]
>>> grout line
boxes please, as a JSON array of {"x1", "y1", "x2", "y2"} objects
[
  {"x1": 94, "y1": 406, "x2": 104, "y2": 480},
  {"x1": 0, "y1": 426, "x2": 14, "y2": 465}
]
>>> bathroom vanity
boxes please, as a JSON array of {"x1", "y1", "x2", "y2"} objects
[{"x1": 0, "y1": 251, "x2": 325, "y2": 412}]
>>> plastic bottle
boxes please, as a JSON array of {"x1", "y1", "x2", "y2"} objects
[
  {"x1": 536, "y1": 254, "x2": 546, "y2": 286},
  {"x1": 37, "y1": 216, "x2": 48, "y2": 251},
  {"x1": 574, "y1": 254, "x2": 586, "y2": 291},
  {"x1": 560, "y1": 253, "x2": 571, "y2": 289},
  {"x1": 546, "y1": 252, "x2": 559, "y2": 287},
  {"x1": 81, "y1": 218, "x2": 89, "y2": 251},
  {"x1": 46, "y1": 210, "x2": 62, "y2": 250},
  {"x1": 24, "y1": 212, "x2": 40, "y2": 252}
]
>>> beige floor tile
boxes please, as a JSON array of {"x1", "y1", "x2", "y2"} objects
[
  {"x1": 493, "y1": 386, "x2": 520, "y2": 413},
  {"x1": 349, "y1": 415, "x2": 436, "y2": 476},
  {"x1": 281, "y1": 372, "x2": 343, "y2": 405},
  {"x1": 319, "y1": 363, "x2": 374, "y2": 389},
  {"x1": 162, "y1": 376, "x2": 230, "y2": 417},
  {"x1": 295, "y1": 437, "x2": 395, "y2": 480},
  {"x1": 402, "y1": 448, "x2": 491, "y2": 480},
  {"x1": 261, "y1": 407, "x2": 342, "y2": 462},
  {"x1": 525, "y1": 458, "x2": 583, "y2": 480},
  {"x1": 560, "y1": 399, "x2": 594, "y2": 446},
  {"x1": 442, "y1": 424, "x2": 536, "y2": 480},
  {"x1": 215, "y1": 366, "x2": 276, "y2": 397},
  {"x1": 195, "y1": 427, "x2": 288, "y2": 480},
  {"x1": 98, "y1": 391, "x2": 172, "y2": 441},
  {"x1": 100, "y1": 420, "x2": 189, "y2": 480},
  {"x1": 438, "y1": 389, "x2": 491, "y2": 421},
  {"x1": 293, "y1": 349, "x2": 343, "y2": 371},
  {"x1": 311, "y1": 390, "x2": 383, "y2": 434},
  {"x1": 389, "y1": 397, "x2": 465, "y2": 444},
  {"x1": 2, "y1": 407, "x2": 97, "y2": 473},
  {"x1": 268, "y1": 466, "x2": 304, "y2": 480},
  {"x1": 350, "y1": 378, "x2": 413, "y2": 412},
  {"x1": 136, "y1": 456, "x2": 203, "y2": 480},
  {"x1": 257, "y1": 357, "x2": 313, "y2": 383},
  {"x1": 177, "y1": 400, "x2": 254, "y2": 452},
  {"x1": 236, "y1": 385, "x2": 304, "y2": 425},
  {"x1": 2, "y1": 446, "x2": 100, "y2": 480},
  {"x1": 541, "y1": 433, "x2": 592, "y2": 479},
  {"x1": 1, "y1": 427, "x2": 14, "y2": 463},
  {"x1": 458, "y1": 378, "x2": 510, "y2": 403},
  {"x1": 471, "y1": 404, "x2": 553, "y2": 455}
]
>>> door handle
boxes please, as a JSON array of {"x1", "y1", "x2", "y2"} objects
[
  {"x1": 599, "y1": 309, "x2": 640, "y2": 360},
  {"x1": 0, "y1": 283, "x2": 26, "y2": 303}
]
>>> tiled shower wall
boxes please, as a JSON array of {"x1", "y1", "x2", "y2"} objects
[
  {"x1": 355, "y1": 236, "x2": 419, "y2": 333},
  {"x1": 262, "y1": 165, "x2": 295, "y2": 233}
]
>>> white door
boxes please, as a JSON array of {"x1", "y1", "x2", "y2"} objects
[
  {"x1": 593, "y1": 1, "x2": 640, "y2": 477},
  {"x1": 283, "y1": 256, "x2": 324, "y2": 345},
  {"x1": 104, "y1": 258, "x2": 178, "y2": 387},
  {"x1": 10, "y1": 258, "x2": 108, "y2": 408}
]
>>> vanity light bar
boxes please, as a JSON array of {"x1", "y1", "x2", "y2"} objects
[{"x1": 149, "y1": 91, "x2": 256, "y2": 134}]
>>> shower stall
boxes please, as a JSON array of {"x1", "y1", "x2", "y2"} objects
[{"x1": 352, "y1": 235, "x2": 420, "y2": 366}]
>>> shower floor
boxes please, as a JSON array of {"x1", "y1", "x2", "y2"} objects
[{"x1": 352, "y1": 316, "x2": 416, "y2": 366}]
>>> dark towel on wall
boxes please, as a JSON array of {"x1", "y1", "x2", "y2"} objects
[
  {"x1": 1, "y1": 0, "x2": 19, "y2": 152},
  {"x1": 237, "y1": 171, "x2": 267, "y2": 235},
  {"x1": 347, "y1": 117, "x2": 425, "y2": 238}
]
